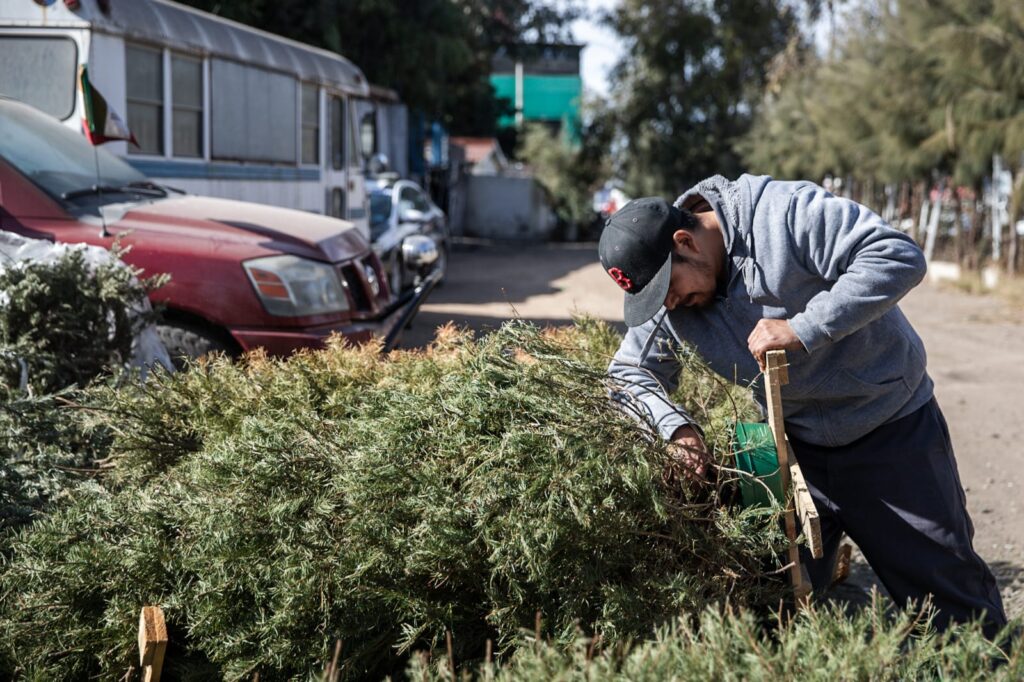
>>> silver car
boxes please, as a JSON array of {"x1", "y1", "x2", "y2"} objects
[{"x1": 368, "y1": 178, "x2": 450, "y2": 295}]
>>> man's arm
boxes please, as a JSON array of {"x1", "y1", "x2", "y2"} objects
[
  {"x1": 608, "y1": 315, "x2": 709, "y2": 479},
  {"x1": 783, "y1": 184, "x2": 927, "y2": 354},
  {"x1": 607, "y1": 314, "x2": 698, "y2": 439}
]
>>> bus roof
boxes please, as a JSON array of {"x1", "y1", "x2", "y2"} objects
[{"x1": 0, "y1": 0, "x2": 370, "y2": 97}]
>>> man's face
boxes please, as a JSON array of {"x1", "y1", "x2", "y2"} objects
[{"x1": 663, "y1": 255, "x2": 718, "y2": 311}]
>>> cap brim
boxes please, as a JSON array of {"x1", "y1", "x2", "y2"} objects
[{"x1": 623, "y1": 253, "x2": 672, "y2": 327}]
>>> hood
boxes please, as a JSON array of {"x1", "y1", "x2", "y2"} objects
[
  {"x1": 115, "y1": 195, "x2": 368, "y2": 262},
  {"x1": 673, "y1": 174, "x2": 773, "y2": 294},
  {"x1": 673, "y1": 174, "x2": 773, "y2": 255}
]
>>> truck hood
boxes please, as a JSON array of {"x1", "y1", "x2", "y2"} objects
[{"x1": 115, "y1": 195, "x2": 367, "y2": 262}]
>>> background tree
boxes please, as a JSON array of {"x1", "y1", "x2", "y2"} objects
[
  {"x1": 741, "y1": 0, "x2": 1024, "y2": 270},
  {"x1": 518, "y1": 100, "x2": 614, "y2": 236},
  {"x1": 598, "y1": 0, "x2": 796, "y2": 197}
]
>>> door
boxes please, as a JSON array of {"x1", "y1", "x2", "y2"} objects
[
  {"x1": 323, "y1": 92, "x2": 353, "y2": 232},
  {"x1": 344, "y1": 97, "x2": 369, "y2": 238}
]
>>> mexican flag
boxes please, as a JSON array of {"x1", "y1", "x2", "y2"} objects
[{"x1": 78, "y1": 64, "x2": 138, "y2": 146}]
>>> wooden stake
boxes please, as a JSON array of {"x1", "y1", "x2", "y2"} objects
[
  {"x1": 445, "y1": 629, "x2": 455, "y2": 681},
  {"x1": 138, "y1": 606, "x2": 167, "y2": 682},
  {"x1": 789, "y1": 453, "x2": 823, "y2": 559},
  {"x1": 764, "y1": 351, "x2": 814, "y2": 604}
]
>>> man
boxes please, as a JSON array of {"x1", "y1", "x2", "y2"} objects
[{"x1": 600, "y1": 174, "x2": 1006, "y2": 637}]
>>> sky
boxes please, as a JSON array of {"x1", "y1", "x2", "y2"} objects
[{"x1": 571, "y1": 0, "x2": 623, "y2": 99}]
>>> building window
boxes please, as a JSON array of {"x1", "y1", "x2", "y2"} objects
[
  {"x1": 171, "y1": 54, "x2": 202, "y2": 158},
  {"x1": 301, "y1": 83, "x2": 319, "y2": 165},
  {"x1": 126, "y1": 43, "x2": 163, "y2": 155}
]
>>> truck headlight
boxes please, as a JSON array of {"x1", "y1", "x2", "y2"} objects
[{"x1": 243, "y1": 255, "x2": 349, "y2": 317}]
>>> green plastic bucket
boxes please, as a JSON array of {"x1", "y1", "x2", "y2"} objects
[{"x1": 732, "y1": 422, "x2": 785, "y2": 508}]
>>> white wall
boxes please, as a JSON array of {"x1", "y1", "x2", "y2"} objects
[{"x1": 463, "y1": 174, "x2": 557, "y2": 240}]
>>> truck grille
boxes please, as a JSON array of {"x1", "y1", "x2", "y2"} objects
[{"x1": 339, "y1": 255, "x2": 387, "y2": 313}]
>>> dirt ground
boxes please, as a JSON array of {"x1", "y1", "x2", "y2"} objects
[{"x1": 401, "y1": 242, "x2": 1024, "y2": 618}]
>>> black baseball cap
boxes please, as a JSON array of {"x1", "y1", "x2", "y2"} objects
[{"x1": 598, "y1": 197, "x2": 683, "y2": 327}]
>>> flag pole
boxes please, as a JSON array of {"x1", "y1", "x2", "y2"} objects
[{"x1": 93, "y1": 144, "x2": 109, "y2": 238}]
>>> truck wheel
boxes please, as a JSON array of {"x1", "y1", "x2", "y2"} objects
[{"x1": 156, "y1": 323, "x2": 231, "y2": 370}]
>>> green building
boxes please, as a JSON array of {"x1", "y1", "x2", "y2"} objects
[{"x1": 490, "y1": 43, "x2": 582, "y2": 144}]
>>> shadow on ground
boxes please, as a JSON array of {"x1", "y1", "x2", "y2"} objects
[
  {"x1": 822, "y1": 551, "x2": 1023, "y2": 621},
  {"x1": 429, "y1": 241, "x2": 603, "y2": 307}
]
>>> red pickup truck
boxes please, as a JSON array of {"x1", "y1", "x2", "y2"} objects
[{"x1": 0, "y1": 97, "x2": 438, "y2": 362}]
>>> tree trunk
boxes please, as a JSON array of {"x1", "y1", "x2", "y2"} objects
[
  {"x1": 898, "y1": 181, "x2": 911, "y2": 223},
  {"x1": 915, "y1": 180, "x2": 930, "y2": 245},
  {"x1": 924, "y1": 178, "x2": 945, "y2": 263},
  {"x1": 1008, "y1": 170, "x2": 1024, "y2": 275},
  {"x1": 969, "y1": 183, "x2": 984, "y2": 270},
  {"x1": 955, "y1": 196, "x2": 965, "y2": 266}
]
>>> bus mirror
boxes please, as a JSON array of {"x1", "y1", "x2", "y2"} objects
[
  {"x1": 368, "y1": 153, "x2": 390, "y2": 176},
  {"x1": 360, "y1": 113, "x2": 376, "y2": 162}
]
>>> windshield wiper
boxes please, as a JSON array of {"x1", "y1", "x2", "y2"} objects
[
  {"x1": 62, "y1": 183, "x2": 167, "y2": 201},
  {"x1": 126, "y1": 180, "x2": 177, "y2": 195}
]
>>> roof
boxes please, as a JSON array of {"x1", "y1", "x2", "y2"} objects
[
  {"x1": 0, "y1": 0, "x2": 369, "y2": 96},
  {"x1": 368, "y1": 84, "x2": 400, "y2": 104},
  {"x1": 449, "y1": 137, "x2": 507, "y2": 166}
]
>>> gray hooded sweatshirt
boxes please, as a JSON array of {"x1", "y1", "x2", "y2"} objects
[{"x1": 608, "y1": 174, "x2": 933, "y2": 448}]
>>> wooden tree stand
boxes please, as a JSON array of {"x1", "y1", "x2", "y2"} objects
[
  {"x1": 138, "y1": 606, "x2": 168, "y2": 682},
  {"x1": 763, "y1": 350, "x2": 823, "y2": 605}
]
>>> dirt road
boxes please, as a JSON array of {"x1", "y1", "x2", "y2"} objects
[{"x1": 402, "y1": 242, "x2": 1024, "y2": 617}]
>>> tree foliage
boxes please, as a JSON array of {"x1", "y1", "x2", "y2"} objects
[
  {"x1": 518, "y1": 111, "x2": 613, "y2": 234},
  {"x1": 742, "y1": 0, "x2": 1024, "y2": 189},
  {"x1": 0, "y1": 320, "x2": 792, "y2": 680},
  {"x1": 598, "y1": 0, "x2": 797, "y2": 196},
  {"x1": 0, "y1": 247, "x2": 161, "y2": 530},
  {"x1": 408, "y1": 600, "x2": 1022, "y2": 680}
]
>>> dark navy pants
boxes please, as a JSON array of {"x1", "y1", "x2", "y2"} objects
[{"x1": 789, "y1": 398, "x2": 1007, "y2": 637}]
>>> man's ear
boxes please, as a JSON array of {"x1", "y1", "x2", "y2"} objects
[{"x1": 673, "y1": 229, "x2": 700, "y2": 256}]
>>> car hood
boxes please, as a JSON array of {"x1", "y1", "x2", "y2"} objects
[{"x1": 116, "y1": 195, "x2": 367, "y2": 262}]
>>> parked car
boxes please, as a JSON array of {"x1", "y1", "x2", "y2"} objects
[
  {"x1": 0, "y1": 97, "x2": 439, "y2": 365},
  {"x1": 368, "y1": 176, "x2": 450, "y2": 295}
]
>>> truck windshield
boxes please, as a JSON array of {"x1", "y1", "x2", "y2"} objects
[{"x1": 0, "y1": 98, "x2": 153, "y2": 206}]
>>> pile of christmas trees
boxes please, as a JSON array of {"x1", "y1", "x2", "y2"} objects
[
  {"x1": 0, "y1": 252, "x2": 1016, "y2": 678},
  {"x1": 0, "y1": 315, "x2": 792, "y2": 678},
  {"x1": 0, "y1": 245, "x2": 160, "y2": 529}
]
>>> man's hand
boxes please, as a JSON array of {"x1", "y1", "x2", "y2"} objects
[
  {"x1": 666, "y1": 425, "x2": 710, "y2": 483},
  {"x1": 747, "y1": 318, "x2": 805, "y2": 371}
]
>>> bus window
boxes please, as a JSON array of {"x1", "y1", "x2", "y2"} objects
[
  {"x1": 210, "y1": 59, "x2": 297, "y2": 163},
  {"x1": 347, "y1": 99, "x2": 360, "y2": 168},
  {"x1": 301, "y1": 83, "x2": 319, "y2": 165},
  {"x1": 0, "y1": 36, "x2": 77, "y2": 121},
  {"x1": 330, "y1": 96, "x2": 345, "y2": 171},
  {"x1": 171, "y1": 54, "x2": 202, "y2": 158},
  {"x1": 126, "y1": 43, "x2": 164, "y2": 155}
]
